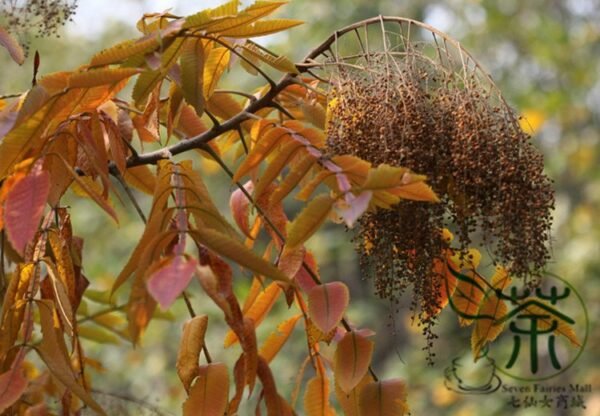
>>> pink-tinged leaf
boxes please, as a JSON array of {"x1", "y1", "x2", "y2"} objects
[
  {"x1": 229, "y1": 181, "x2": 254, "y2": 239},
  {"x1": 359, "y1": 379, "x2": 408, "y2": 416},
  {"x1": 336, "y1": 191, "x2": 372, "y2": 228},
  {"x1": 294, "y1": 250, "x2": 320, "y2": 292},
  {"x1": 4, "y1": 167, "x2": 50, "y2": 255},
  {"x1": 0, "y1": 26, "x2": 25, "y2": 65},
  {"x1": 279, "y1": 244, "x2": 306, "y2": 279},
  {"x1": 334, "y1": 331, "x2": 374, "y2": 394},
  {"x1": 182, "y1": 362, "x2": 229, "y2": 416},
  {"x1": 147, "y1": 256, "x2": 198, "y2": 309},
  {"x1": 308, "y1": 281, "x2": 350, "y2": 334},
  {"x1": 0, "y1": 361, "x2": 27, "y2": 412}
]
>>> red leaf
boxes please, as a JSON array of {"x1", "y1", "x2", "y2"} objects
[
  {"x1": 307, "y1": 281, "x2": 350, "y2": 334},
  {"x1": 0, "y1": 360, "x2": 27, "y2": 412},
  {"x1": 4, "y1": 166, "x2": 50, "y2": 255},
  {"x1": 147, "y1": 255, "x2": 198, "y2": 309},
  {"x1": 229, "y1": 180, "x2": 254, "y2": 239}
]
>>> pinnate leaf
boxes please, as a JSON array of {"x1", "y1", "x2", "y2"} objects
[
  {"x1": 4, "y1": 166, "x2": 50, "y2": 255},
  {"x1": 182, "y1": 363, "x2": 229, "y2": 416},
  {"x1": 220, "y1": 19, "x2": 303, "y2": 38},
  {"x1": 147, "y1": 255, "x2": 198, "y2": 310},
  {"x1": 359, "y1": 379, "x2": 408, "y2": 416},
  {"x1": 334, "y1": 331, "x2": 374, "y2": 394},
  {"x1": 308, "y1": 281, "x2": 350, "y2": 334}
]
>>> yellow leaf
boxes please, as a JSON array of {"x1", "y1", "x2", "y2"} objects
[
  {"x1": 259, "y1": 314, "x2": 302, "y2": 363},
  {"x1": 177, "y1": 315, "x2": 209, "y2": 392},
  {"x1": 254, "y1": 139, "x2": 304, "y2": 197},
  {"x1": 286, "y1": 194, "x2": 333, "y2": 248},
  {"x1": 242, "y1": 43, "x2": 298, "y2": 74},
  {"x1": 68, "y1": 68, "x2": 141, "y2": 88},
  {"x1": 189, "y1": 228, "x2": 290, "y2": 283},
  {"x1": 123, "y1": 165, "x2": 157, "y2": 195},
  {"x1": 520, "y1": 300, "x2": 581, "y2": 348},
  {"x1": 220, "y1": 19, "x2": 303, "y2": 38},
  {"x1": 203, "y1": 47, "x2": 230, "y2": 100},
  {"x1": 182, "y1": 363, "x2": 229, "y2": 416},
  {"x1": 471, "y1": 292, "x2": 507, "y2": 359},
  {"x1": 90, "y1": 36, "x2": 160, "y2": 67},
  {"x1": 359, "y1": 379, "x2": 408, "y2": 416},
  {"x1": 304, "y1": 375, "x2": 336, "y2": 416},
  {"x1": 180, "y1": 38, "x2": 206, "y2": 116}
]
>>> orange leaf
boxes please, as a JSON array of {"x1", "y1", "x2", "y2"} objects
[
  {"x1": 224, "y1": 282, "x2": 282, "y2": 347},
  {"x1": 4, "y1": 165, "x2": 49, "y2": 255},
  {"x1": 259, "y1": 314, "x2": 302, "y2": 363},
  {"x1": 308, "y1": 282, "x2": 350, "y2": 334},
  {"x1": 303, "y1": 374, "x2": 335, "y2": 416},
  {"x1": 334, "y1": 331, "x2": 374, "y2": 394},
  {"x1": 359, "y1": 379, "x2": 408, "y2": 416},
  {"x1": 123, "y1": 165, "x2": 157, "y2": 195},
  {"x1": 177, "y1": 315, "x2": 209, "y2": 392},
  {"x1": 233, "y1": 125, "x2": 289, "y2": 181},
  {"x1": 334, "y1": 373, "x2": 373, "y2": 416},
  {"x1": 279, "y1": 244, "x2": 306, "y2": 280},
  {"x1": 471, "y1": 293, "x2": 507, "y2": 359},
  {"x1": 182, "y1": 363, "x2": 229, "y2": 416},
  {"x1": 451, "y1": 272, "x2": 487, "y2": 327}
]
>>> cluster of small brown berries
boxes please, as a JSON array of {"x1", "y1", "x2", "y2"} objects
[
  {"x1": 1, "y1": 0, "x2": 78, "y2": 50},
  {"x1": 326, "y1": 53, "x2": 554, "y2": 348}
]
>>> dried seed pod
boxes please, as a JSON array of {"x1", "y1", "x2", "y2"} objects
[{"x1": 307, "y1": 18, "x2": 554, "y2": 357}]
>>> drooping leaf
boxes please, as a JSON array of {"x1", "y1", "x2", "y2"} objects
[
  {"x1": 286, "y1": 194, "x2": 333, "y2": 248},
  {"x1": 303, "y1": 374, "x2": 335, "y2": 416},
  {"x1": 182, "y1": 363, "x2": 229, "y2": 416},
  {"x1": 233, "y1": 125, "x2": 289, "y2": 181},
  {"x1": 270, "y1": 154, "x2": 317, "y2": 206},
  {"x1": 147, "y1": 255, "x2": 198, "y2": 310},
  {"x1": 229, "y1": 181, "x2": 254, "y2": 239},
  {"x1": 0, "y1": 26, "x2": 25, "y2": 65},
  {"x1": 334, "y1": 331, "x2": 374, "y2": 394},
  {"x1": 259, "y1": 314, "x2": 302, "y2": 363},
  {"x1": 0, "y1": 355, "x2": 27, "y2": 413},
  {"x1": 180, "y1": 38, "x2": 206, "y2": 116},
  {"x1": 224, "y1": 282, "x2": 282, "y2": 347},
  {"x1": 123, "y1": 165, "x2": 157, "y2": 195},
  {"x1": 279, "y1": 244, "x2": 306, "y2": 280},
  {"x1": 254, "y1": 139, "x2": 304, "y2": 198},
  {"x1": 307, "y1": 281, "x2": 350, "y2": 334},
  {"x1": 203, "y1": 47, "x2": 230, "y2": 100},
  {"x1": 177, "y1": 315, "x2": 209, "y2": 392},
  {"x1": 4, "y1": 166, "x2": 50, "y2": 255},
  {"x1": 90, "y1": 36, "x2": 160, "y2": 67},
  {"x1": 451, "y1": 271, "x2": 487, "y2": 326},
  {"x1": 36, "y1": 300, "x2": 107, "y2": 415},
  {"x1": 189, "y1": 228, "x2": 289, "y2": 283},
  {"x1": 359, "y1": 379, "x2": 408, "y2": 416},
  {"x1": 242, "y1": 42, "x2": 298, "y2": 74}
]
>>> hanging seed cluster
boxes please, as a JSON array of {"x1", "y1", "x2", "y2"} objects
[
  {"x1": 1, "y1": 0, "x2": 78, "y2": 49},
  {"x1": 326, "y1": 52, "x2": 554, "y2": 345}
]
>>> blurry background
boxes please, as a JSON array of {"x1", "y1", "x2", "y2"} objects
[{"x1": 1, "y1": 0, "x2": 599, "y2": 414}]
